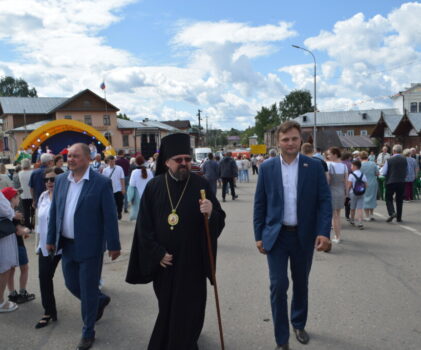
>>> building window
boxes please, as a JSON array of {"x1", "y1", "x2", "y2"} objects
[
  {"x1": 3, "y1": 137, "x2": 9, "y2": 151},
  {"x1": 418, "y1": 102, "x2": 421, "y2": 113},
  {"x1": 360, "y1": 130, "x2": 368, "y2": 136},
  {"x1": 410, "y1": 102, "x2": 417, "y2": 113},
  {"x1": 104, "y1": 132, "x2": 112, "y2": 144},
  {"x1": 64, "y1": 115, "x2": 72, "y2": 119},
  {"x1": 122, "y1": 134, "x2": 129, "y2": 147},
  {"x1": 84, "y1": 115, "x2": 92, "y2": 125},
  {"x1": 346, "y1": 130, "x2": 354, "y2": 136},
  {"x1": 103, "y1": 115, "x2": 111, "y2": 126},
  {"x1": 336, "y1": 130, "x2": 343, "y2": 136}
]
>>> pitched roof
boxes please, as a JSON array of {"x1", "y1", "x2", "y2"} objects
[
  {"x1": 117, "y1": 118, "x2": 142, "y2": 129},
  {"x1": 49, "y1": 89, "x2": 119, "y2": 112},
  {"x1": 141, "y1": 119, "x2": 181, "y2": 132},
  {"x1": 162, "y1": 120, "x2": 191, "y2": 129},
  {"x1": 7, "y1": 119, "x2": 52, "y2": 132},
  {"x1": 0, "y1": 97, "x2": 67, "y2": 114},
  {"x1": 407, "y1": 113, "x2": 421, "y2": 133},
  {"x1": 295, "y1": 108, "x2": 399, "y2": 127},
  {"x1": 383, "y1": 114, "x2": 403, "y2": 132},
  {"x1": 338, "y1": 135, "x2": 376, "y2": 148}
]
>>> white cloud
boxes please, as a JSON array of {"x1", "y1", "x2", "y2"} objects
[{"x1": 278, "y1": 2, "x2": 421, "y2": 112}]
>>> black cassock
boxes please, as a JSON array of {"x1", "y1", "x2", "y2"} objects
[{"x1": 126, "y1": 172, "x2": 226, "y2": 350}]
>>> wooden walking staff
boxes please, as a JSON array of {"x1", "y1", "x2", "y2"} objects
[{"x1": 200, "y1": 189, "x2": 225, "y2": 350}]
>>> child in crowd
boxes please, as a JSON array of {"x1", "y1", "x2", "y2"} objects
[
  {"x1": 347, "y1": 160, "x2": 368, "y2": 230},
  {"x1": 3, "y1": 187, "x2": 35, "y2": 304}
]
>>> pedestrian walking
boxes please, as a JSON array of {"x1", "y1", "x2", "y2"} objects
[
  {"x1": 326, "y1": 147, "x2": 348, "y2": 243},
  {"x1": 219, "y1": 152, "x2": 238, "y2": 202},
  {"x1": 341, "y1": 152, "x2": 353, "y2": 220},
  {"x1": 34, "y1": 167, "x2": 64, "y2": 329},
  {"x1": 116, "y1": 150, "x2": 130, "y2": 213},
  {"x1": 202, "y1": 153, "x2": 219, "y2": 195},
  {"x1": 377, "y1": 146, "x2": 391, "y2": 167},
  {"x1": 29, "y1": 153, "x2": 55, "y2": 208},
  {"x1": 18, "y1": 159, "x2": 34, "y2": 230},
  {"x1": 242, "y1": 155, "x2": 250, "y2": 182},
  {"x1": 360, "y1": 151, "x2": 379, "y2": 221},
  {"x1": 253, "y1": 121, "x2": 332, "y2": 350},
  {"x1": 403, "y1": 149, "x2": 419, "y2": 201},
  {"x1": 128, "y1": 155, "x2": 153, "y2": 221},
  {"x1": 46, "y1": 143, "x2": 121, "y2": 350},
  {"x1": 381, "y1": 144, "x2": 407, "y2": 222},
  {"x1": 251, "y1": 154, "x2": 258, "y2": 175},
  {"x1": 102, "y1": 155, "x2": 126, "y2": 220},
  {"x1": 126, "y1": 133, "x2": 226, "y2": 350},
  {"x1": 347, "y1": 160, "x2": 368, "y2": 229},
  {"x1": 0, "y1": 190, "x2": 27, "y2": 313},
  {"x1": 236, "y1": 156, "x2": 245, "y2": 182},
  {"x1": 91, "y1": 154, "x2": 105, "y2": 173}
]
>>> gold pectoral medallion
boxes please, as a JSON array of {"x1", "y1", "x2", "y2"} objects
[{"x1": 168, "y1": 210, "x2": 179, "y2": 230}]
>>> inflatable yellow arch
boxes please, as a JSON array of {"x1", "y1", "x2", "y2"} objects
[{"x1": 18, "y1": 119, "x2": 116, "y2": 158}]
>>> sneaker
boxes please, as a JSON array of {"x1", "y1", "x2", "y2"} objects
[
  {"x1": 363, "y1": 217, "x2": 371, "y2": 222},
  {"x1": 16, "y1": 290, "x2": 35, "y2": 304},
  {"x1": 8, "y1": 291, "x2": 18, "y2": 303},
  {"x1": 349, "y1": 220, "x2": 355, "y2": 226},
  {"x1": 0, "y1": 301, "x2": 18, "y2": 313},
  {"x1": 357, "y1": 224, "x2": 364, "y2": 230},
  {"x1": 332, "y1": 238, "x2": 339, "y2": 244}
]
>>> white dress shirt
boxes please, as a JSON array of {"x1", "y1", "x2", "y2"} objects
[
  {"x1": 36, "y1": 190, "x2": 62, "y2": 256},
  {"x1": 62, "y1": 167, "x2": 90, "y2": 239},
  {"x1": 280, "y1": 154, "x2": 299, "y2": 226},
  {"x1": 102, "y1": 165, "x2": 125, "y2": 193}
]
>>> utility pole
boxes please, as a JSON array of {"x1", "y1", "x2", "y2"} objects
[
  {"x1": 205, "y1": 115, "x2": 208, "y2": 146},
  {"x1": 197, "y1": 109, "x2": 202, "y2": 147}
]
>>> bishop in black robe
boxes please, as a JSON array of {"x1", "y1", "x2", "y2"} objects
[{"x1": 126, "y1": 171, "x2": 226, "y2": 350}]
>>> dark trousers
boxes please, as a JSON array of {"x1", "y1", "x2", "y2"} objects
[
  {"x1": 38, "y1": 253, "x2": 61, "y2": 317},
  {"x1": 252, "y1": 165, "x2": 258, "y2": 175},
  {"x1": 114, "y1": 191, "x2": 124, "y2": 218},
  {"x1": 404, "y1": 182, "x2": 414, "y2": 201},
  {"x1": 22, "y1": 198, "x2": 34, "y2": 229},
  {"x1": 267, "y1": 230, "x2": 314, "y2": 346},
  {"x1": 385, "y1": 182, "x2": 405, "y2": 220},
  {"x1": 221, "y1": 177, "x2": 236, "y2": 199},
  {"x1": 344, "y1": 197, "x2": 351, "y2": 219},
  {"x1": 207, "y1": 179, "x2": 217, "y2": 196},
  {"x1": 123, "y1": 176, "x2": 130, "y2": 210},
  {"x1": 61, "y1": 239, "x2": 107, "y2": 339}
]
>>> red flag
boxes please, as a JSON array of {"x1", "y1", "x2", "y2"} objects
[{"x1": 100, "y1": 81, "x2": 106, "y2": 90}]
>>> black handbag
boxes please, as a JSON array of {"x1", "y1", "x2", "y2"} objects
[{"x1": 0, "y1": 218, "x2": 16, "y2": 239}]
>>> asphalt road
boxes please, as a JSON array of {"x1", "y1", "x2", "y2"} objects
[{"x1": 1, "y1": 175, "x2": 421, "y2": 350}]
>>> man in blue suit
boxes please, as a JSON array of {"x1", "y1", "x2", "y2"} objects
[
  {"x1": 254, "y1": 121, "x2": 332, "y2": 350},
  {"x1": 47, "y1": 143, "x2": 121, "y2": 350}
]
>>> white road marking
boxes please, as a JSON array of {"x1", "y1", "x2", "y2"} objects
[{"x1": 374, "y1": 212, "x2": 421, "y2": 237}]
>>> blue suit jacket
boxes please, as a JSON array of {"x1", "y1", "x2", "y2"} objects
[
  {"x1": 47, "y1": 169, "x2": 121, "y2": 261},
  {"x1": 253, "y1": 155, "x2": 332, "y2": 253}
]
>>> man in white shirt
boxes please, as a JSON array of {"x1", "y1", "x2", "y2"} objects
[
  {"x1": 47, "y1": 143, "x2": 121, "y2": 350},
  {"x1": 102, "y1": 155, "x2": 126, "y2": 220},
  {"x1": 376, "y1": 146, "x2": 391, "y2": 167},
  {"x1": 254, "y1": 121, "x2": 332, "y2": 350}
]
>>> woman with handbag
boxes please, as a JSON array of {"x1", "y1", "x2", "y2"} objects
[
  {"x1": 0, "y1": 188, "x2": 29, "y2": 313},
  {"x1": 34, "y1": 167, "x2": 64, "y2": 328}
]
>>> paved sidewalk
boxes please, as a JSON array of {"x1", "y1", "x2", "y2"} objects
[{"x1": 1, "y1": 176, "x2": 420, "y2": 349}]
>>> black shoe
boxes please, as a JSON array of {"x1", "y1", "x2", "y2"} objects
[
  {"x1": 222, "y1": 198, "x2": 226, "y2": 202},
  {"x1": 77, "y1": 337, "x2": 95, "y2": 350},
  {"x1": 16, "y1": 290, "x2": 35, "y2": 304},
  {"x1": 294, "y1": 328, "x2": 310, "y2": 344},
  {"x1": 397, "y1": 219, "x2": 402, "y2": 222},
  {"x1": 124, "y1": 209, "x2": 128, "y2": 213},
  {"x1": 118, "y1": 213, "x2": 122, "y2": 220},
  {"x1": 35, "y1": 314, "x2": 57, "y2": 329},
  {"x1": 96, "y1": 295, "x2": 111, "y2": 322},
  {"x1": 8, "y1": 291, "x2": 18, "y2": 303},
  {"x1": 232, "y1": 195, "x2": 238, "y2": 200},
  {"x1": 386, "y1": 213, "x2": 396, "y2": 223},
  {"x1": 275, "y1": 344, "x2": 289, "y2": 350}
]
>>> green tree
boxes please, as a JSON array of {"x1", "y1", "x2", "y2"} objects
[
  {"x1": 278, "y1": 89, "x2": 312, "y2": 122},
  {"x1": 117, "y1": 113, "x2": 130, "y2": 120},
  {"x1": 240, "y1": 126, "x2": 256, "y2": 145},
  {"x1": 0, "y1": 76, "x2": 37, "y2": 97},
  {"x1": 254, "y1": 103, "x2": 280, "y2": 142}
]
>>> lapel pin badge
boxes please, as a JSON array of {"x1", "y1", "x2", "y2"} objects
[{"x1": 303, "y1": 163, "x2": 308, "y2": 167}]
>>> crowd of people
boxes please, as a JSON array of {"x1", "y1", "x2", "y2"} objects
[{"x1": 0, "y1": 130, "x2": 420, "y2": 350}]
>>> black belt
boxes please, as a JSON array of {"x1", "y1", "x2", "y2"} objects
[
  {"x1": 61, "y1": 236, "x2": 74, "y2": 243},
  {"x1": 282, "y1": 225, "x2": 298, "y2": 232}
]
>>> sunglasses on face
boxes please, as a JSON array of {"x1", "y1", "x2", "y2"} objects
[
  {"x1": 43, "y1": 177, "x2": 55, "y2": 183},
  {"x1": 171, "y1": 156, "x2": 192, "y2": 164}
]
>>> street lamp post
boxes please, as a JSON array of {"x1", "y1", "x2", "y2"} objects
[{"x1": 292, "y1": 45, "x2": 317, "y2": 150}]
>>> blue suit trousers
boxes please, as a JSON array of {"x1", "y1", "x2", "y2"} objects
[
  {"x1": 61, "y1": 239, "x2": 106, "y2": 339},
  {"x1": 267, "y1": 230, "x2": 314, "y2": 346}
]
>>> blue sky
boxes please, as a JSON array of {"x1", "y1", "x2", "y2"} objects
[{"x1": 0, "y1": 0, "x2": 418, "y2": 129}]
